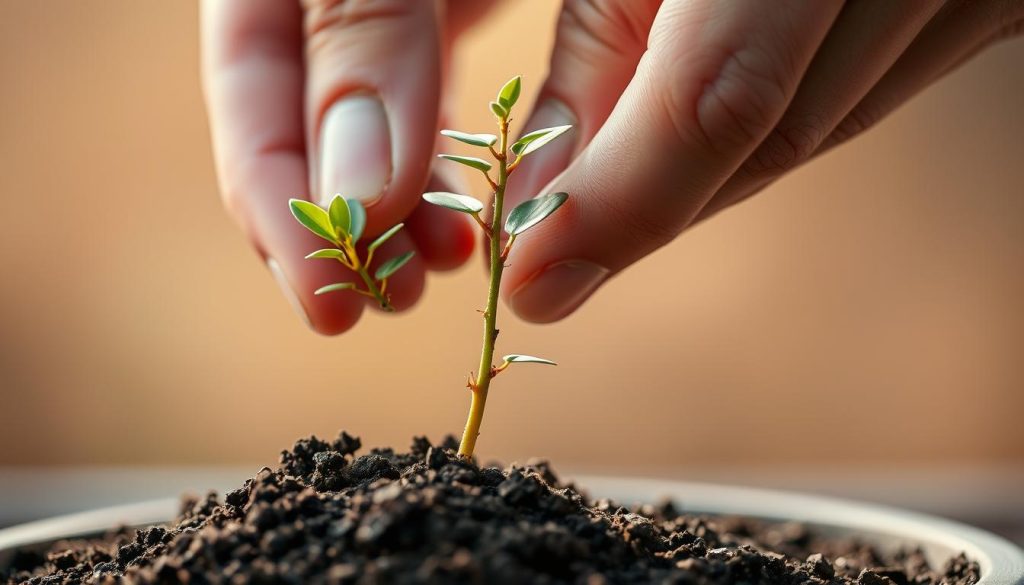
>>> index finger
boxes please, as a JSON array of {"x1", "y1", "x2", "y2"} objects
[{"x1": 201, "y1": 0, "x2": 363, "y2": 334}]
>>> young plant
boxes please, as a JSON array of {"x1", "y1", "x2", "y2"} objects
[
  {"x1": 288, "y1": 195, "x2": 414, "y2": 311},
  {"x1": 424, "y1": 76, "x2": 571, "y2": 458}
]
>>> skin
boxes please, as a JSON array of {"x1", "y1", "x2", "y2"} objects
[{"x1": 201, "y1": 0, "x2": 1024, "y2": 333}]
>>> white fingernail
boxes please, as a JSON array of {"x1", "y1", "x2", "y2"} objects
[
  {"x1": 267, "y1": 258, "x2": 311, "y2": 328},
  {"x1": 319, "y1": 94, "x2": 391, "y2": 207}
]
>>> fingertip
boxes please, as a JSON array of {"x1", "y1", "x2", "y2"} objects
[
  {"x1": 267, "y1": 255, "x2": 365, "y2": 336},
  {"x1": 406, "y1": 181, "x2": 477, "y2": 272}
]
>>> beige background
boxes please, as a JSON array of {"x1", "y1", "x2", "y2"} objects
[{"x1": 1, "y1": 2, "x2": 1022, "y2": 471}]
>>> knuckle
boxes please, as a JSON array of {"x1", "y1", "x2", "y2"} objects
[
  {"x1": 558, "y1": 0, "x2": 659, "y2": 62},
  {"x1": 742, "y1": 117, "x2": 825, "y2": 177},
  {"x1": 996, "y1": 15, "x2": 1024, "y2": 40},
  {"x1": 997, "y1": 0, "x2": 1024, "y2": 28},
  {"x1": 830, "y1": 102, "x2": 882, "y2": 147},
  {"x1": 302, "y1": 0, "x2": 414, "y2": 39},
  {"x1": 693, "y1": 47, "x2": 792, "y2": 153},
  {"x1": 593, "y1": 194, "x2": 679, "y2": 252}
]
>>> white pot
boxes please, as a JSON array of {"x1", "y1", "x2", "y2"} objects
[{"x1": 1, "y1": 478, "x2": 1021, "y2": 584}]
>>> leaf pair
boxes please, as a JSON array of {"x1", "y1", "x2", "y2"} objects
[
  {"x1": 489, "y1": 76, "x2": 522, "y2": 119},
  {"x1": 289, "y1": 195, "x2": 366, "y2": 245},
  {"x1": 292, "y1": 195, "x2": 407, "y2": 255},
  {"x1": 422, "y1": 190, "x2": 567, "y2": 237}
]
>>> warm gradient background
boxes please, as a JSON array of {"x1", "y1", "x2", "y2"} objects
[{"x1": 1, "y1": 2, "x2": 1022, "y2": 472}]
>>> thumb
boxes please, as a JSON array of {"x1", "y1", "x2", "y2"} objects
[{"x1": 305, "y1": 1, "x2": 441, "y2": 235}]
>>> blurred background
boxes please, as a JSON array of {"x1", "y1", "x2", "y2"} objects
[{"x1": 0, "y1": 3, "x2": 1021, "y2": 539}]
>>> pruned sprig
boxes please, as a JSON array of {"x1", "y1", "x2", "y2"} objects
[
  {"x1": 288, "y1": 194, "x2": 414, "y2": 312},
  {"x1": 422, "y1": 76, "x2": 572, "y2": 459}
]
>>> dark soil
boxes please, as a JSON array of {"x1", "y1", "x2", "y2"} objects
[{"x1": 3, "y1": 432, "x2": 979, "y2": 585}]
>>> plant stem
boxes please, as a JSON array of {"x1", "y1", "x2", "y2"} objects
[
  {"x1": 458, "y1": 118, "x2": 509, "y2": 458},
  {"x1": 356, "y1": 266, "x2": 392, "y2": 312}
]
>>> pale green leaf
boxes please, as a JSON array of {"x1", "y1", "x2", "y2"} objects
[
  {"x1": 438, "y1": 154, "x2": 492, "y2": 173},
  {"x1": 314, "y1": 282, "x2": 355, "y2": 295},
  {"x1": 440, "y1": 130, "x2": 497, "y2": 148},
  {"x1": 497, "y1": 76, "x2": 522, "y2": 110},
  {"x1": 368, "y1": 223, "x2": 404, "y2": 253},
  {"x1": 511, "y1": 125, "x2": 573, "y2": 156},
  {"x1": 289, "y1": 199, "x2": 337, "y2": 243},
  {"x1": 422, "y1": 192, "x2": 484, "y2": 214},
  {"x1": 489, "y1": 101, "x2": 508, "y2": 119},
  {"x1": 504, "y1": 192, "x2": 568, "y2": 236},
  {"x1": 503, "y1": 354, "x2": 557, "y2": 366},
  {"x1": 348, "y1": 199, "x2": 367, "y2": 242},
  {"x1": 328, "y1": 194, "x2": 350, "y2": 236},
  {"x1": 305, "y1": 249, "x2": 347, "y2": 260},
  {"x1": 374, "y1": 250, "x2": 415, "y2": 280}
]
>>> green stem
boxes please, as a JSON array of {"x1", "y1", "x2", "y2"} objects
[
  {"x1": 458, "y1": 118, "x2": 509, "y2": 458},
  {"x1": 357, "y1": 266, "x2": 392, "y2": 312}
]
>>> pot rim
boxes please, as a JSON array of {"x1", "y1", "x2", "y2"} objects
[{"x1": 0, "y1": 476, "x2": 1020, "y2": 584}]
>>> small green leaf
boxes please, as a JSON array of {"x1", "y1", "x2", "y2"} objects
[
  {"x1": 289, "y1": 199, "x2": 337, "y2": 243},
  {"x1": 422, "y1": 192, "x2": 484, "y2": 214},
  {"x1": 368, "y1": 223, "x2": 404, "y2": 253},
  {"x1": 440, "y1": 130, "x2": 497, "y2": 148},
  {"x1": 503, "y1": 354, "x2": 557, "y2": 366},
  {"x1": 314, "y1": 282, "x2": 355, "y2": 295},
  {"x1": 489, "y1": 101, "x2": 508, "y2": 119},
  {"x1": 497, "y1": 76, "x2": 522, "y2": 110},
  {"x1": 348, "y1": 199, "x2": 367, "y2": 243},
  {"x1": 438, "y1": 154, "x2": 492, "y2": 173},
  {"x1": 505, "y1": 192, "x2": 568, "y2": 236},
  {"x1": 374, "y1": 250, "x2": 415, "y2": 280},
  {"x1": 511, "y1": 125, "x2": 573, "y2": 157},
  {"x1": 328, "y1": 194, "x2": 351, "y2": 236},
  {"x1": 305, "y1": 249, "x2": 347, "y2": 260}
]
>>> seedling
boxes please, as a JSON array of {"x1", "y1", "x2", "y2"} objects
[
  {"x1": 425, "y1": 76, "x2": 571, "y2": 458},
  {"x1": 288, "y1": 195, "x2": 414, "y2": 311}
]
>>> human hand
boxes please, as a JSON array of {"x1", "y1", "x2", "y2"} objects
[
  {"x1": 200, "y1": 1, "x2": 498, "y2": 334},
  {"x1": 501, "y1": 0, "x2": 1024, "y2": 323}
]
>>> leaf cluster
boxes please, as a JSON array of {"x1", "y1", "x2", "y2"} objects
[{"x1": 288, "y1": 195, "x2": 414, "y2": 309}]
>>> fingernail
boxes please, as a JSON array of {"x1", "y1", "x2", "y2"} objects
[
  {"x1": 509, "y1": 260, "x2": 609, "y2": 323},
  {"x1": 319, "y1": 94, "x2": 391, "y2": 207},
  {"x1": 509, "y1": 99, "x2": 577, "y2": 201},
  {"x1": 267, "y1": 258, "x2": 312, "y2": 329}
]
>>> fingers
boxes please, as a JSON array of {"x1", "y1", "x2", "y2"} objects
[
  {"x1": 444, "y1": 0, "x2": 504, "y2": 38},
  {"x1": 820, "y1": 0, "x2": 1024, "y2": 153},
  {"x1": 696, "y1": 0, "x2": 1024, "y2": 221},
  {"x1": 503, "y1": 0, "x2": 660, "y2": 214},
  {"x1": 202, "y1": 0, "x2": 364, "y2": 335},
  {"x1": 502, "y1": 0, "x2": 844, "y2": 323},
  {"x1": 304, "y1": 0, "x2": 441, "y2": 235},
  {"x1": 697, "y1": 0, "x2": 943, "y2": 219}
]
